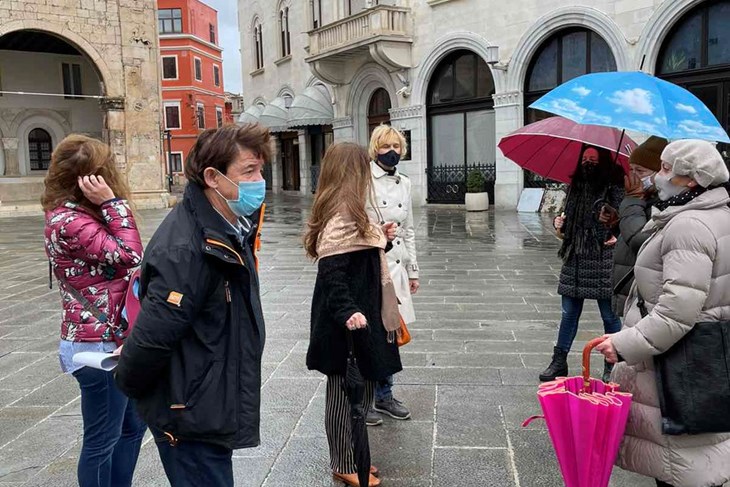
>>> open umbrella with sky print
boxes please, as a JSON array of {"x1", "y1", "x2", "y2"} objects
[{"x1": 529, "y1": 71, "x2": 730, "y2": 143}]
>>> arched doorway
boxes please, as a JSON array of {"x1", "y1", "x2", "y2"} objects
[
  {"x1": 0, "y1": 30, "x2": 104, "y2": 177},
  {"x1": 426, "y1": 50, "x2": 495, "y2": 204},
  {"x1": 368, "y1": 88, "x2": 392, "y2": 134},
  {"x1": 522, "y1": 28, "x2": 617, "y2": 186},
  {"x1": 656, "y1": 0, "x2": 730, "y2": 159},
  {"x1": 28, "y1": 128, "x2": 52, "y2": 171}
]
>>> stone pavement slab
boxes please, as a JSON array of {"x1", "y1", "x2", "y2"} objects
[{"x1": 0, "y1": 194, "x2": 661, "y2": 486}]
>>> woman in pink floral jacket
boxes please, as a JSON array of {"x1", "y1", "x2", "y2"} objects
[{"x1": 42, "y1": 135, "x2": 146, "y2": 487}]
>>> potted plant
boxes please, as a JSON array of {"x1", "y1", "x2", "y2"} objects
[{"x1": 465, "y1": 169, "x2": 489, "y2": 212}]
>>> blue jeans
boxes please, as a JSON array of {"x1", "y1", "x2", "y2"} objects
[
  {"x1": 375, "y1": 375, "x2": 394, "y2": 402},
  {"x1": 151, "y1": 428, "x2": 233, "y2": 487},
  {"x1": 73, "y1": 366, "x2": 146, "y2": 487},
  {"x1": 555, "y1": 296, "x2": 622, "y2": 353}
]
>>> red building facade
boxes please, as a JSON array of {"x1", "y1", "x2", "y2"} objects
[{"x1": 158, "y1": 0, "x2": 230, "y2": 174}]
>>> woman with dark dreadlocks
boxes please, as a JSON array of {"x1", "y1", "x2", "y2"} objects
[{"x1": 539, "y1": 146, "x2": 625, "y2": 383}]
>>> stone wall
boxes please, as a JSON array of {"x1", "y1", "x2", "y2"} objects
[{"x1": 0, "y1": 0, "x2": 165, "y2": 206}]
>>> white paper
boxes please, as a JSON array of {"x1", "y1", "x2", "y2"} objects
[{"x1": 72, "y1": 352, "x2": 120, "y2": 372}]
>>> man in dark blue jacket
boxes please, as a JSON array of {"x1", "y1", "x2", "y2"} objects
[{"x1": 115, "y1": 124, "x2": 270, "y2": 487}]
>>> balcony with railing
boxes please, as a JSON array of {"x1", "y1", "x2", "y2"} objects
[{"x1": 306, "y1": 5, "x2": 413, "y2": 85}]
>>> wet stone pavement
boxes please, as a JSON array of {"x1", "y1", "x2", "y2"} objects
[{"x1": 0, "y1": 193, "x2": 657, "y2": 487}]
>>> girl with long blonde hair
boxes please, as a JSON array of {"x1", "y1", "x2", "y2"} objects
[{"x1": 305, "y1": 143, "x2": 401, "y2": 487}]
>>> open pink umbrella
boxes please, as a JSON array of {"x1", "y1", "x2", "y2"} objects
[
  {"x1": 523, "y1": 338, "x2": 632, "y2": 487},
  {"x1": 498, "y1": 117, "x2": 637, "y2": 184}
]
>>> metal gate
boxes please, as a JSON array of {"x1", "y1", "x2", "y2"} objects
[
  {"x1": 310, "y1": 165, "x2": 321, "y2": 194},
  {"x1": 426, "y1": 163, "x2": 496, "y2": 204}
]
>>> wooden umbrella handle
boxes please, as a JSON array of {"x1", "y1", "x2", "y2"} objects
[{"x1": 582, "y1": 337, "x2": 608, "y2": 392}]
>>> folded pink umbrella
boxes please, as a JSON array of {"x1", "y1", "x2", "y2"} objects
[
  {"x1": 498, "y1": 117, "x2": 637, "y2": 184},
  {"x1": 523, "y1": 338, "x2": 633, "y2": 487}
]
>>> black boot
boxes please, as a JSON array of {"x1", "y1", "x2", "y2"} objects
[
  {"x1": 602, "y1": 361, "x2": 614, "y2": 383},
  {"x1": 539, "y1": 347, "x2": 569, "y2": 382}
]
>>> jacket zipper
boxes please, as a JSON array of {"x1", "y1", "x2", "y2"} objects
[{"x1": 205, "y1": 238, "x2": 245, "y2": 266}]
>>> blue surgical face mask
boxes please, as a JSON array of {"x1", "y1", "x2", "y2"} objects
[
  {"x1": 217, "y1": 171, "x2": 266, "y2": 217},
  {"x1": 377, "y1": 150, "x2": 401, "y2": 168}
]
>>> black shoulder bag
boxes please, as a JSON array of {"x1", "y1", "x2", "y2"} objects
[{"x1": 627, "y1": 268, "x2": 730, "y2": 435}]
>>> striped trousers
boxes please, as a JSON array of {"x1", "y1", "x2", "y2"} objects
[{"x1": 325, "y1": 375, "x2": 375, "y2": 474}]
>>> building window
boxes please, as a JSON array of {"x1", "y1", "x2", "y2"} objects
[
  {"x1": 28, "y1": 128, "x2": 52, "y2": 171},
  {"x1": 522, "y1": 28, "x2": 616, "y2": 187},
  {"x1": 524, "y1": 28, "x2": 617, "y2": 125},
  {"x1": 209, "y1": 23, "x2": 216, "y2": 44},
  {"x1": 253, "y1": 19, "x2": 264, "y2": 70},
  {"x1": 162, "y1": 56, "x2": 178, "y2": 80},
  {"x1": 169, "y1": 152, "x2": 183, "y2": 173},
  {"x1": 194, "y1": 58, "x2": 203, "y2": 81},
  {"x1": 368, "y1": 88, "x2": 392, "y2": 134},
  {"x1": 158, "y1": 8, "x2": 183, "y2": 34},
  {"x1": 164, "y1": 102, "x2": 181, "y2": 129},
  {"x1": 426, "y1": 50, "x2": 496, "y2": 203},
  {"x1": 346, "y1": 0, "x2": 368, "y2": 16},
  {"x1": 279, "y1": 6, "x2": 291, "y2": 58},
  {"x1": 657, "y1": 1, "x2": 730, "y2": 160},
  {"x1": 197, "y1": 104, "x2": 205, "y2": 129},
  {"x1": 658, "y1": 1, "x2": 730, "y2": 74},
  {"x1": 62, "y1": 63, "x2": 83, "y2": 99},
  {"x1": 214, "y1": 65, "x2": 221, "y2": 87},
  {"x1": 312, "y1": 0, "x2": 322, "y2": 28},
  {"x1": 216, "y1": 107, "x2": 224, "y2": 128}
]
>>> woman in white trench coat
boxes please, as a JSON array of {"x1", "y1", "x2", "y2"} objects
[{"x1": 365, "y1": 125, "x2": 419, "y2": 425}]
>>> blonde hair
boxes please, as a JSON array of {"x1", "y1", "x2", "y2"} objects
[{"x1": 368, "y1": 124, "x2": 408, "y2": 161}]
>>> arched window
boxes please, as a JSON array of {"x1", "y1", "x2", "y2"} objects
[
  {"x1": 658, "y1": 1, "x2": 730, "y2": 75},
  {"x1": 657, "y1": 1, "x2": 730, "y2": 159},
  {"x1": 425, "y1": 50, "x2": 496, "y2": 204},
  {"x1": 367, "y1": 88, "x2": 391, "y2": 134},
  {"x1": 524, "y1": 28, "x2": 617, "y2": 125},
  {"x1": 279, "y1": 5, "x2": 291, "y2": 58},
  {"x1": 253, "y1": 18, "x2": 264, "y2": 70},
  {"x1": 28, "y1": 128, "x2": 52, "y2": 171}
]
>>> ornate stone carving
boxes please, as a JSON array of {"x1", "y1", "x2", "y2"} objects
[
  {"x1": 333, "y1": 116, "x2": 353, "y2": 129},
  {"x1": 389, "y1": 105, "x2": 423, "y2": 120},
  {"x1": 100, "y1": 97, "x2": 126, "y2": 112},
  {"x1": 493, "y1": 91, "x2": 522, "y2": 108}
]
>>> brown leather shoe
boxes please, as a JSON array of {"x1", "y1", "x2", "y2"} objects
[
  {"x1": 332, "y1": 471, "x2": 381, "y2": 486},
  {"x1": 370, "y1": 465, "x2": 379, "y2": 477}
]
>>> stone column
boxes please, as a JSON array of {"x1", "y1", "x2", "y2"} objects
[
  {"x1": 332, "y1": 116, "x2": 355, "y2": 143},
  {"x1": 493, "y1": 91, "x2": 523, "y2": 209},
  {"x1": 117, "y1": 1, "x2": 167, "y2": 206},
  {"x1": 297, "y1": 129, "x2": 312, "y2": 195},
  {"x1": 1, "y1": 137, "x2": 20, "y2": 176},
  {"x1": 100, "y1": 97, "x2": 127, "y2": 172},
  {"x1": 271, "y1": 136, "x2": 283, "y2": 194},
  {"x1": 390, "y1": 105, "x2": 427, "y2": 206}
]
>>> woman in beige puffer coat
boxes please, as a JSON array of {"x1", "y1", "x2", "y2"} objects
[{"x1": 596, "y1": 139, "x2": 730, "y2": 487}]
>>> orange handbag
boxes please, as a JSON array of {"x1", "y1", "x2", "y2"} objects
[{"x1": 397, "y1": 316, "x2": 411, "y2": 347}]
